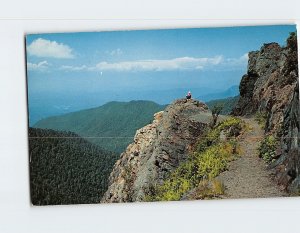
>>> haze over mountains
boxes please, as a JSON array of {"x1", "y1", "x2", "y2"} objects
[
  {"x1": 206, "y1": 95, "x2": 240, "y2": 114},
  {"x1": 29, "y1": 85, "x2": 239, "y2": 126},
  {"x1": 34, "y1": 100, "x2": 166, "y2": 153}
]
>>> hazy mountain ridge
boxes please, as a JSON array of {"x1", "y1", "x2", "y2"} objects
[
  {"x1": 206, "y1": 95, "x2": 240, "y2": 114},
  {"x1": 34, "y1": 100, "x2": 166, "y2": 153},
  {"x1": 28, "y1": 84, "x2": 239, "y2": 125},
  {"x1": 197, "y1": 85, "x2": 239, "y2": 102}
]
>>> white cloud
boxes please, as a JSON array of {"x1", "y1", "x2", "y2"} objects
[
  {"x1": 225, "y1": 53, "x2": 248, "y2": 65},
  {"x1": 59, "y1": 54, "x2": 248, "y2": 73},
  {"x1": 60, "y1": 65, "x2": 88, "y2": 71},
  {"x1": 27, "y1": 61, "x2": 50, "y2": 71},
  {"x1": 60, "y1": 56, "x2": 223, "y2": 72},
  {"x1": 216, "y1": 53, "x2": 248, "y2": 71},
  {"x1": 96, "y1": 56, "x2": 223, "y2": 72},
  {"x1": 241, "y1": 53, "x2": 249, "y2": 61},
  {"x1": 107, "y1": 48, "x2": 123, "y2": 56},
  {"x1": 27, "y1": 38, "x2": 74, "y2": 59}
]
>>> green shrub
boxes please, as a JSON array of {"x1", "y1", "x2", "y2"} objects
[
  {"x1": 210, "y1": 103, "x2": 224, "y2": 127},
  {"x1": 188, "y1": 179, "x2": 225, "y2": 200},
  {"x1": 211, "y1": 103, "x2": 224, "y2": 116},
  {"x1": 255, "y1": 111, "x2": 268, "y2": 129},
  {"x1": 147, "y1": 141, "x2": 239, "y2": 201},
  {"x1": 258, "y1": 135, "x2": 278, "y2": 163},
  {"x1": 196, "y1": 117, "x2": 242, "y2": 152},
  {"x1": 211, "y1": 179, "x2": 226, "y2": 195}
]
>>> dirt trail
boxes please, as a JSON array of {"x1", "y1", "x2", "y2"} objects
[{"x1": 217, "y1": 117, "x2": 286, "y2": 199}]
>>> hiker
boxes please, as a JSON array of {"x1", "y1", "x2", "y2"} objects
[{"x1": 186, "y1": 91, "x2": 192, "y2": 99}]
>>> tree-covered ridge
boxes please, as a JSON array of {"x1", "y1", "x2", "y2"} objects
[
  {"x1": 29, "y1": 127, "x2": 119, "y2": 205},
  {"x1": 34, "y1": 100, "x2": 166, "y2": 153},
  {"x1": 206, "y1": 95, "x2": 240, "y2": 115}
]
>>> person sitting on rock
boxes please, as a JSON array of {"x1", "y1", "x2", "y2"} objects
[{"x1": 186, "y1": 91, "x2": 192, "y2": 99}]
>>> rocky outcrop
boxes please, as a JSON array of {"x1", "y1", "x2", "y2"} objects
[
  {"x1": 101, "y1": 99, "x2": 211, "y2": 203},
  {"x1": 233, "y1": 40, "x2": 297, "y2": 133},
  {"x1": 233, "y1": 32, "x2": 299, "y2": 192},
  {"x1": 275, "y1": 84, "x2": 299, "y2": 192}
]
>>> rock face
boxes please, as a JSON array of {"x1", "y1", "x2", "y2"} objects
[
  {"x1": 232, "y1": 32, "x2": 299, "y2": 192},
  {"x1": 101, "y1": 99, "x2": 210, "y2": 202},
  {"x1": 276, "y1": 84, "x2": 299, "y2": 192},
  {"x1": 233, "y1": 41, "x2": 296, "y2": 133}
]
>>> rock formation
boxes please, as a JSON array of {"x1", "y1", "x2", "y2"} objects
[
  {"x1": 232, "y1": 32, "x2": 299, "y2": 192},
  {"x1": 101, "y1": 99, "x2": 211, "y2": 203},
  {"x1": 275, "y1": 84, "x2": 299, "y2": 192}
]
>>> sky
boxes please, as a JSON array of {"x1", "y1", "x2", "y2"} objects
[{"x1": 26, "y1": 25, "x2": 297, "y2": 125}]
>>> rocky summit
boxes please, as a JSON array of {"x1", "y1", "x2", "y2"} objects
[
  {"x1": 232, "y1": 32, "x2": 299, "y2": 192},
  {"x1": 101, "y1": 99, "x2": 211, "y2": 203},
  {"x1": 233, "y1": 41, "x2": 297, "y2": 133}
]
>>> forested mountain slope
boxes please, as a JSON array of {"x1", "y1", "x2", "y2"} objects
[
  {"x1": 206, "y1": 95, "x2": 239, "y2": 114},
  {"x1": 34, "y1": 100, "x2": 166, "y2": 153},
  {"x1": 29, "y1": 127, "x2": 119, "y2": 205}
]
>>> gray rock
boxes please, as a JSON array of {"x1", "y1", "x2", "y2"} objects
[{"x1": 101, "y1": 99, "x2": 210, "y2": 203}]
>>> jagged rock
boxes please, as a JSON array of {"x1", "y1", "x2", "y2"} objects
[
  {"x1": 232, "y1": 41, "x2": 296, "y2": 133},
  {"x1": 101, "y1": 99, "x2": 210, "y2": 203},
  {"x1": 278, "y1": 84, "x2": 299, "y2": 193},
  {"x1": 233, "y1": 32, "x2": 299, "y2": 192}
]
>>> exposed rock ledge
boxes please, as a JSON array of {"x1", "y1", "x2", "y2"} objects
[{"x1": 101, "y1": 99, "x2": 210, "y2": 203}]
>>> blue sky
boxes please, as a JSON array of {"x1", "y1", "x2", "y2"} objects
[
  {"x1": 26, "y1": 25, "x2": 296, "y2": 90},
  {"x1": 26, "y1": 25, "x2": 297, "y2": 124}
]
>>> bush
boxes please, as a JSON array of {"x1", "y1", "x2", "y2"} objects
[
  {"x1": 196, "y1": 117, "x2": 242, "y2": 152},
  {"x1": 147, "y1": 141, "x2": 239, "y2": 201},
  {"x1": 255, "y1": 111, "x2": 268, "y2": 129},
  {"x1": 189, "y1": 179, "x2": 225, "y2": 200},
  {"x1": 210, "y1": 103, "x2": 224, "y2": 127},
  {"x1": 211, "y1": 179, "x2": 226, "y2": 195},
  {"x1": 258, "y1": 135, "x2": 278, "y2": 163},
  {"x1": 211, "y1": 103, "x2": 224, "y2": 116}
]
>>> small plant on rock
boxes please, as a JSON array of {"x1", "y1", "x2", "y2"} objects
[
  {"x1": 210, "y1": 103, "x2": 224, "y2": 128},
  {"x1": 188, "y1": 179, "x2": 225, "y2": 200},
  {"x1": 255, "y1": 111, "x2": 268, "y2": 129},
  {"x1": 258, "y1": 135, "x2": 278, "y2": 163}
]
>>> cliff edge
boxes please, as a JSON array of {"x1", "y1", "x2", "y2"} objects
[{"x1": 101, "y1": 99, "x2": 211, "y2": 202}]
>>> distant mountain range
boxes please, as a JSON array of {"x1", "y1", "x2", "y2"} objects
[
  {"x1": 206, "y1": 95, "x2": 240, "y2": 115},
  {"x1": 197, "y1": 85, "x2": 239, "y2": 102},
  {"x1": 28, "y1": 85, "x2": 239, "y2": 125},
  {"x1": 34, "y1": 100, "x2": 166, "y2": 154}
]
